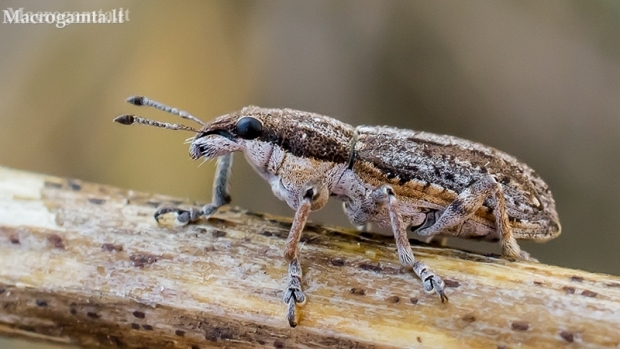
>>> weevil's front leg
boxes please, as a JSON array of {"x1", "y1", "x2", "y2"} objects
[
  {"x1": 282, "y1": 188, "x2": 315, "y2": 327},
  {"x1": 415, "y1": 175, "x2": 526, "y2": 259},
  {"x1": 378, "y1": 186, "x2": 448, "y2": 302},
  {"x1": 155, "y1": 153, "x2": 233, "y2": 225}
]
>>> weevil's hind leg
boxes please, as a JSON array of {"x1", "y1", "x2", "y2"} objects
[
  {"x1": 282, "y1": 190, "x2": 314, "y2": 327},
  {"x1": 154, "y1": 153, "x2": 233, "y2": 225},
  {"x1": 415, "y1": 175, "x2": 529, "y2": 260},
  {"x1": 378, "y1": 185, "x2": 448, "y2": 302}
]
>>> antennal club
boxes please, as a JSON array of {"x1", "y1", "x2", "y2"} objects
[
  {"x1": 126, "y1": 96, "x2": 206, "y2": 127},
  {"x1": 113, "y1": 114, "x2": 200, "y2": 133}
]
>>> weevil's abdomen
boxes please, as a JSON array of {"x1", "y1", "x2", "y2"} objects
[{"x1": 352, "y1": 125, "x2": 560, "y2": 241}]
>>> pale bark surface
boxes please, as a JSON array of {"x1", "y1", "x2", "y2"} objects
[{"x1": 0, "y1": 166, "x2": 619, "y2": 348}]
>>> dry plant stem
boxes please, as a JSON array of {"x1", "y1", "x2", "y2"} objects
[{"x1": 0, "y1": 166, "x2": 619, "y2": 349}]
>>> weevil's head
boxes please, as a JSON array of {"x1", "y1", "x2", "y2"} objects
[{"x1": 189, "y1": 106, "x2": 268, "y2": 161}]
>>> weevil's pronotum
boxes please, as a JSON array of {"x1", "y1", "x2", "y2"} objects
[{"x1": 114, "y1": 96, "x2": 561, "y2": 327}]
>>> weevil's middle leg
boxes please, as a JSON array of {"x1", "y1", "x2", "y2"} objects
[
  {"x1": 154, "y1": 153, "x2": 233, "y2": 225},
  {"x1": 378, "y1": 185, "x2": 448, "y2": 302},
  {"x1": 415, "y1": 175, "x2": 527, "y2": 259},
  {"x1": 282, "y1": 188, "x2": 314, "y2": 327}
]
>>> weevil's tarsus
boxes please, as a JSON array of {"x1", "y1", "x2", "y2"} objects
[
  {"x1": 154, "y1": 154, "x2": 234, "y2": 225},
  {"x1": 414, "y1": 261, "x2": 448, "y2": 302},
  {"x1": 126, "y1": 96, "x2": 206, "y2": 127}
]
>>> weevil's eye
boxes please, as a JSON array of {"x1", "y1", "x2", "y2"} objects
[{"x1": 236, "y1": 116, "x2": 263, "y2": 140}]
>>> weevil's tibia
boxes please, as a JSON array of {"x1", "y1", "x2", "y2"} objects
[
  {"x1": 209, "y1": 153, "x2": 233, "y2": 208},
  {"x1": 414, "y1": 175, "x2": 528, "y2": 260},
  {"x1": 282, "y1": 188, "x2": 314, "y2": 327},
  {"x1": 379, "y1": 185, "x2": 448, "y2": 302},
  {"x1": 154, "y1": 154, "x2": 233, "y2": 225}
]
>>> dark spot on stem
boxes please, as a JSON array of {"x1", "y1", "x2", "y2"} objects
[
  {"x1": 0, "y1": 288, "x2": 5, "y2": 294},
  {"x1": 142, "y1": 324, "x2": 153, "y2": 331},
  {"x1": 47, "y1": 234, "x2": 65, "y2": 249},
  {"x1": 443, "y1": 279, "x2": 460, "y2": 288},
  {"x1": 562, "y1": 286, "x2": 575, "y2": 294},
  {"x1": 67, "y1": 179, "x2": 82, "y2": 191},
  {"x1": 560, "y1": 330, "x2": 574, "y2": 343},
  {"x1": 581, "y1": 290, "x2": 597, "y2": 297},
  {"x1": 570, "y1": 276, "x2": 584, "y2": 282},
  {"x1": 70, "y1": 309, "x2": 77, "y2": 315},
  {"x1": 274, "y1": 339, "x2": 285, "y2": 348},
  {"x1": 102, "y1": 243, "x2": 123, "y2": 252},
  {"x1": 212, "y1": 230, "x2": 227, "y2": 238},
  {"x1": 9, "y1": 235, "x2": 19, "y2": 244},
  {"x1": 358, "y1": 263, "x2": 382, "y2": 273},
  {"x1": 330, "y1": 258, "x2": 345, "y2": 266},
  {"x1": 410, "y1": 297, "x2": 418, "y2": 304},
  {"x1": 511, "y1": 321, "x2": 529, "y2": 331},
  {"x1": 175, "y1": 329, "x2": 186, "y2": 336},
  {"x1": 130, "y1": 254, "x2": 158, "y2": 267},
  {"x1": 387, "y1": 296, "x2": 400, "y2": 303},
  {"x1": 416, "y1": 337, "x2": 422, "y2": 343},
  {"x1": 261, "y1": 231, "x2": 273, "y2": 237},
  {"x1": 533, "y1": 281, "x2": 543, "y2": 286},
  {"x1": 88, "y1": 198, "x2": 106, "y2": 205},
  {"x1": 462, "y1": 314, "x2": 476, "y2": 323},
  {"x1": 606, "y1": 282, "x2": 620, "y2": 288},
  {"x1": 350, "y1": 288, "x2": 366, "y2": 296},
  {"x1": 132, "y1": 310, "x2": 145, "y2": 318},
  {"x1": 87, "y1": 312, "x2": 100, "y2": 319},
  {"x1": 35, "y1": 300, "x2": 47, "y2": 307},
  {"x1": 131, "y1": 323, "x2": 140, "y2": 330}
]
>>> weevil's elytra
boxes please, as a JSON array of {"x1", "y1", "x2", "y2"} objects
[{"x1": 115, "y1": 96, "x2": 561, "y2": 327}]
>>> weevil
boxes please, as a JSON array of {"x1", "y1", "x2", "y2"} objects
[{"x1": 114, "y1": 96, "x2": 561, "y2": 327}]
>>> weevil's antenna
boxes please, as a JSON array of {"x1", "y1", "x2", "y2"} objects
[
  {"x1": 126, "y1": 96, "x2": 207, "y2": 127},
  {"x1": 113, "y1": 114, "x2": 200, "y2": 133}
]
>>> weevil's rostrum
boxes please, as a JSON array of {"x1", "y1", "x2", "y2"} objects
[{"x1": 115, "y1": 97, "x2": 561, "y2": 327}]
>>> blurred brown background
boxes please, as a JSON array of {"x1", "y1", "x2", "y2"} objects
[{"x1": 1, "y1": 0, "x2": 619, "y2": 347}]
